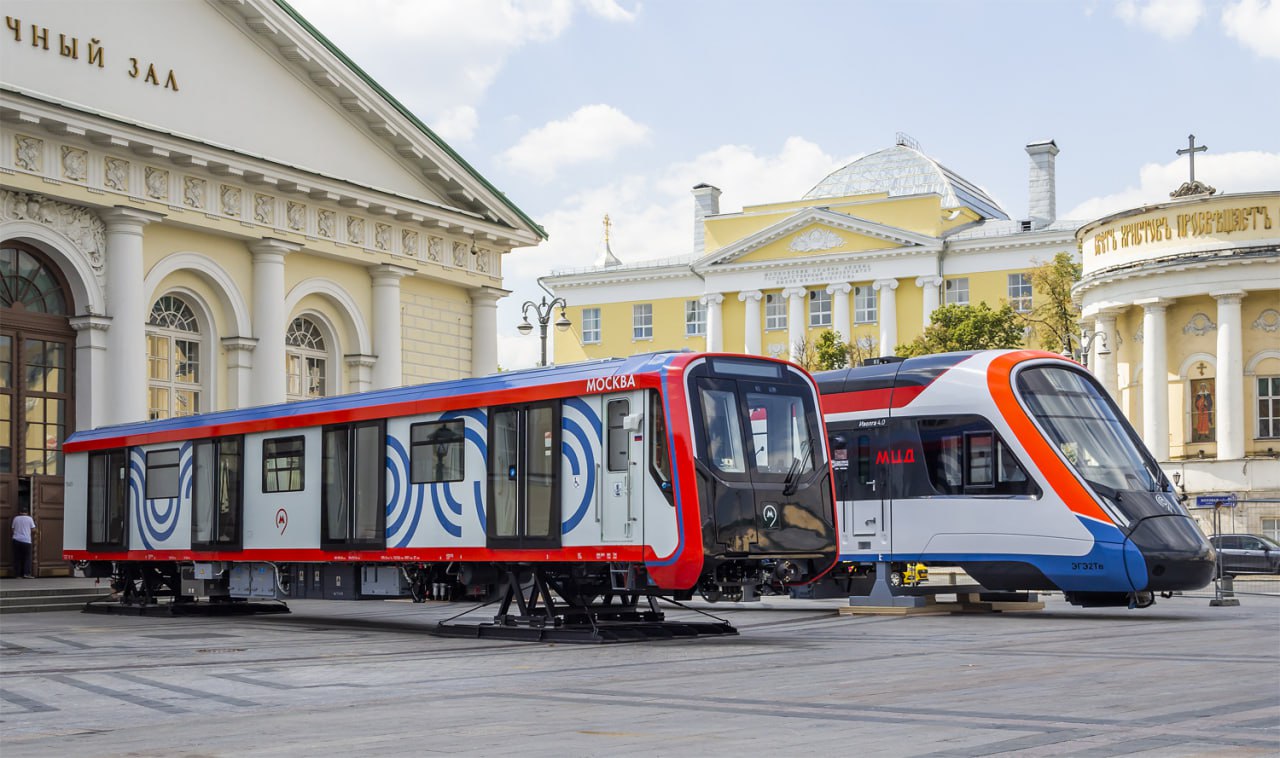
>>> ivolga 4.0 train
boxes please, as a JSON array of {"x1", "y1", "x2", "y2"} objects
[
  {"x1": 816, "y1": 349, "x2": 1216, "y2": 608},
  {"x1": 62, "y1": 351, "x2": 838, "y2": 639}
]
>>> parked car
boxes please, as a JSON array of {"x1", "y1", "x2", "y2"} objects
[{"x1": 1208, "y1": 534, "x2": 1280, "y2": 576}]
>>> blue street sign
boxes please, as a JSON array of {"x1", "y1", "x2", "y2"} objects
[{"x1": 1194, "y1": 494, "x2": 1238, "y2": 508}]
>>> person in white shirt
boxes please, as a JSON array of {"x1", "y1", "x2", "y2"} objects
[{"x1": 11, "y1": 509, "x2": 35, "y2": 578}]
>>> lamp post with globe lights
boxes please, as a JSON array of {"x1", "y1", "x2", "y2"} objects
[{"x1": 517, "y1": 295, "x2": 571, "y2": 367}]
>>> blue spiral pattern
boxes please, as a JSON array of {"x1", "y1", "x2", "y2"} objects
[
  {"x1": 132, "y1": 443, "x2": 191, "y2": 550},
  {"x1": 384, "y1": 410, "x2": 487, "y2": 547},
  {"x1": 561, "y1": 398, "x2": 602, "y2": 535}
]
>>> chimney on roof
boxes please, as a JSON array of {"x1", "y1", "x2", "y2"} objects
[
  {"x1": 692, "y1": 183, "x2": 721, "y2": 255},
  {"x1": 1026, "y1": 140, "x2": 1059, "y2": 230}
]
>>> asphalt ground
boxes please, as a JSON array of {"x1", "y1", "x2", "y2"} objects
[{"x1": 1, "y1": 591, "x2": 1277, "y2": 757}]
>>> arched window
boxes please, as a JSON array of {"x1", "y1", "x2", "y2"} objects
[
  {"x1": 286, "y1": 316, "x2": 327, "y2": 401},
  {"x1": 0, "y1": 245, "x2": 68, "y2": 314},
  {"x1": 147, "y1": 295, "x2": 201, "y2": 420}
]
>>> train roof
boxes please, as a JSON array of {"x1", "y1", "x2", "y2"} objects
[
  {"x1": 65, "y1": 351, "x2": 690, "y2": 448},
  {"x1": 813, "y1": 351, "x2": 981, "y2": 395}
]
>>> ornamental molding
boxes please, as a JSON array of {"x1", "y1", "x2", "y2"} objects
[
  {"x1": 0, "y1": 189, "x2": 107, "y2": 276},
  {"x1": 1254, "y1": 309, "x2": 1280, "y2": 333},
  {"x1": 1182, "y1": 313, "x2": 1217, "y2": 337},
  {"x1": 788, "y1": 228, "x2": 844, "y2": 253}
]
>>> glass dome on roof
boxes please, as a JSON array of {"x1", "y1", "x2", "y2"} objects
[{"x1": 804, "y1": 145, "x2": 1008, "y2": 220}]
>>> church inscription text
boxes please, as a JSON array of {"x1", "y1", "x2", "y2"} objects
[{"x1": 1092, "y1": 204, "x2": 1274, "y2": 255}]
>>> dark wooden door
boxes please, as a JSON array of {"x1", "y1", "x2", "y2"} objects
[{"x1": 1, "y1": 241, "x2": 76, "y2": 577}]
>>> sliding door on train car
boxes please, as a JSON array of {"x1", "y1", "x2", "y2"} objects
[
  {"x1": 600, "y1": 393, "x2": 645, "y2": 543},
  {"x1": 487, "y1": 402, "x2": 561, "y2": 549},
  {"x1": 829, "y1": 422, "x2": 890, "y2": 555}
]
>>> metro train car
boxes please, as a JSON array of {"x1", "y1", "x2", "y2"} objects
[
  {"x1": 816, "y1": 349, "x2": 1215, "y2": 608},
  {"x1": 62, "y1": 351, "x2": 837, "y2": 638}
]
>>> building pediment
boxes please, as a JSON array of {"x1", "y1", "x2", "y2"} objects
[
  {"x1": 0, "y1": 0, "x2": 542, "y2": 240},
  {"x1": 693, "y1": 207, "x2": 939, "y2": 272}
]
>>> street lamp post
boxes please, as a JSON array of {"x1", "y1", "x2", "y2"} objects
[
  {"x1": 517, "y1": 295, "x2": 571, "y2": 367},
  {"x1": 1064, "y1": 327, "x2": 1110, "y2": 369}
]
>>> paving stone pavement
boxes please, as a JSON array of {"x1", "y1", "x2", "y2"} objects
[{"x1": 1, "y1": 592, "x2": 1277, "y2": 757}]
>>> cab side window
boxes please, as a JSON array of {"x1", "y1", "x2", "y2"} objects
[{"x1": 915, "y1": 416, "x2": 1039, "y2": 497}]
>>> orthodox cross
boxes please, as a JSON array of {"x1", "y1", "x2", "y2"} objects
[
  {"x1": 603, "y1": 213, "x2": 612, "y2": 245},
  {"x1": 1176, "y1": 134, "x2": 1207, "y2": 184}
]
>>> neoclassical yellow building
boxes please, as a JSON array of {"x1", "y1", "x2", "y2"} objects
[
  {"x1": 0, "y1": 0, "x2": 543, "y2": 575},
  {"x1": 546, "y1": 138, "x2": 1075, "y2": 364},
  {"x1": 1077, "y1": 188, "x2": 1280, "y2": 538}
]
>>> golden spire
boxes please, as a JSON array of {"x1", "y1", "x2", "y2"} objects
[{"x1": 603, "y1": 213, "x2": 612, "y2": 245}]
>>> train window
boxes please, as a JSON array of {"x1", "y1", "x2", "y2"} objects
[
  {"x1": 145, "y1": 448, "x2": 181, "y2": 499},
  {"x1": 263, "y1": 436, "x2": 305, "y2": 493},
  {"x1": 746, "y1": 391, "x2": 812, "y2": 475},
  {"x1": 410, "y1": 420, "x2": 464, "y2": 483},
  {"x1": 88, "y1": 449, "x2": 128, "y2": 549},
  {"x1": 649, "y1": 391, "x2": 673, "y2": 505},
  {"x1": 606, "y1": 399, "x2": 629, "y2": 473},
  {"x1": 915, "y1": 416, "x2": 1038, "y2": 497},
  {"x1": 193, "y1": 436, "x2": 243, "y2": 549},
  {"x1": 856, "y1": 435, "x2": 872, "y2": 485},
  {"x1": 322, "y1": 421, "x2": 386, "y2": 549},
  {"x1": 965, "y1": 432, "x2": 995, "y2": 486},
  {"x1": 699, "y1": 387, "x2": 746, "y2": 473}
]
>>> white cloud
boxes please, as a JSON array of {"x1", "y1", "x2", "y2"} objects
[
  {"x1": 581, "y1": 0, "x2": 640, "y2": 22},
  {"x1": 498, "y1": 105, "x2": 651, "y2": 180},
  {"x1": 1221, "y1": 0, "x2": 1280, "y2": 59},
  {"x1": 288, "y1": 0, "x2": 579, "y2": 135},
  {"x1": 495, "y1": 137, "x2": 844, "y2": 368},
  {"x1": 1065, "y1": 150, "x2": 1280, "y2": 219},
  {"x1": 431, "y1": 106, "x2": 478, "y2": 142},
  {"x1": 1115, "y1": 0, "x2": 1205, "y2": 39}
]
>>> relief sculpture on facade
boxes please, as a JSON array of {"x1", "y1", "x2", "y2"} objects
[{"x1": 0, "y1": 189, "x2": 108, "y2": 291}]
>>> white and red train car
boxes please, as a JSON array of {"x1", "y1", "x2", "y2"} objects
[
  {"x1": 62, "y1": 351, "x2": 837, "y2": 636},
  {"x1": 816, "y1": 349, "x2": 1215, "y2": 607}
]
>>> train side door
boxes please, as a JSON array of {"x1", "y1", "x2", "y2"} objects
[
  {"x1": 487, "y1": 402, "x2": 561, "y2": 549},
  {"x1": 839, "y1": 421, "x2": 891, "y2": 554},
  {"x1": 600, "y1": 394, "x2": 641, "y2": 543}
]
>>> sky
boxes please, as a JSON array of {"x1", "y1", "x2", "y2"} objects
[{"x1": 287, "y1": 0, "x2": 1280, "y2": 369}]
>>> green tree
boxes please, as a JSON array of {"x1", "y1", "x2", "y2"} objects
[
  {"x1": 896, "y1": 302, "x2": 1025, "y2": 357},
  {"x1": 1023, "y1": 251, "x2": 1083, "y2": 353},
  {"x1": 813, "y1": 329, "x2": 849, "y2": 371}
]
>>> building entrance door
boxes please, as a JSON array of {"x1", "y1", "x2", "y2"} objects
[{"x1": 1, "y1": 241, "x2": 76, "y2": 577}]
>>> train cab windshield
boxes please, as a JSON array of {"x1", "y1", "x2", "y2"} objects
[{"x1": 1016, "y1": 365, "x2": 1172, "y2": 522}]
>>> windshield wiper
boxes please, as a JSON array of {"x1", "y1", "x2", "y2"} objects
[{"x1": 783, "y1": 440, "x2": 812, "y2": 497}]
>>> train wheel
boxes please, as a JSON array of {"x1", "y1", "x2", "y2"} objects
[{"x1": 888, "y1": 571, "x2": 904, "y2": 588}]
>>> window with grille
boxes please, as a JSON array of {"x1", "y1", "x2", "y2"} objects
[
  {"x1": 286, "y1": 317, "x2": 327, "y2": 401},
  {"x1": 944, "y1": 278, "x2": 970, "y2": 306},
  {"x1": 854, "y1": 285, "x2": 877, "y2": 324},
  {"x1": 1008, "y1": 273, "x2": 1033, "y2": 313},
  {"x1": 147, "y1": 295, "x2": 201, "y2": 420},
  {"x1": 809, "y1": 290, "x2": 831, "y2": 327},
  {"x1": 685, "y1": 300, "x2": 706, "y2": 336},
  {"x1": 765, "y1": 293, "x2": 787, "y2": 330},
  {"x1": 581, "y1": 308, "x2": 601, "y2": 344},
  {"x1": 632, "y1": 304, "x2": 652, "y2": 340}
]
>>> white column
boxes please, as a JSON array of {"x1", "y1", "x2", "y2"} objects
[
  {"x1": 783, "y1": 286, "x2": 807, "y2": 362},
  {"x1": 827, "y1": 282, "x2": 852, "y2": 340},
  {"x1": 370, "y1": 264, "x2": 413, "y2": 390},
  {"x1": 738, "y1": 290, "x2": 763, "y2": 354},
  {"x1": 916, "y1": 275, "x2": 943, "y2": 324},
  {"x1": 100, "y1": 207, "x2": 164, "y2": 425},
  {"x1": 470, "y1": 286, "x2": 504, "y2": 377},
  {"x1": 221, "y1": 337, "x2": 257, "y2": 409},
  {"x1": 1139, "y1": 298, "x2": 1172, "y2": 461},
  {"x1": 874, "y1": 278, "x2": 899, "y2": 357},
  {"x1": 702, "y1": 293, "x2": 724, "y2": 352},
  {"x1": 1214, "y1": 290, "x2": 1246, "y2": 460},
  {"x1": 248, "y1": 238, "x2": 300, "y2": 406},
  {"x1": 1094, "y1": 309, "x2": 1121, "y2": 401},
  {"x1": 69, "y1": 316, "x2": 111, "y2": 430}
]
